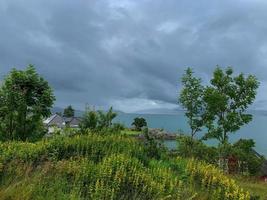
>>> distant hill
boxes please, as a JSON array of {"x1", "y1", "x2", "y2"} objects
[
  {"x1": 135, "y1": 108, "x2": 267, "y2": 116},
  {"x1": 51, "y1": 107, "x2": 267, "y2": 116},
  {"x1": 248, "y1": 109, "x2": 267, "y2": 116},
  {"x1": 134, "y1": 107, "x2": 184, "y2": 115}
]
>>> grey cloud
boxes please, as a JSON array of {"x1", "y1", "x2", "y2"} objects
[{"x1": 0, "y1": 0, "x2": 267, "y2": 112}]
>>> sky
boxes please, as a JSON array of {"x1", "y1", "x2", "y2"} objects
[{"x1": 0, "y1": 0, "x2": 267, "y2": 113}]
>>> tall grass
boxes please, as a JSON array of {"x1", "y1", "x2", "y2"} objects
[{"x1": 0, "y1": 134, "x2": 251, "y2": 200}]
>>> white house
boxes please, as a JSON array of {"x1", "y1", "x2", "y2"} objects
[{"x1": 44, "y1": 114, "x2": 81, "y2": 133}]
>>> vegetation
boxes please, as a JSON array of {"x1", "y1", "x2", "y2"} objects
[
  {"x1": 132, "y1": 117, "x2": 147, "y2": 131},
  {"x1": 142, "y1": 127, "x2": 166, "y2": 159},
  {"x1": 97, "y1": 107, "x2": 117, "y2": 129},
  {"x1": 79, "y1": 107, "x2": 99, "y2": 132},
  {"x1": 0, "y1": 65, "x2": 55, "y2": 141},
  {"x1": 231, "y1": 139, "x2": 265, "y2": 175},
  {"x1": 0, "y1": 133, "x2": 253, "y2": 200},
  {"x1": 234, "y1": 176, "x2": 267, "y2": 200},
  {"x1": 121, "y1": 129, "x2": 141, "y2": 136},
  {"x1": 79, "y1": 106, "x2": 119, "y2": 134},
  {"x1": 63, "y1": 105, "x2": 75, "y2": 117},
  {"x1": 0, "y1": 66, "x2": 265, "y2": 199},
  {"x1": 202, "y1": 67, "x2": 259, "y2": 146},
  {"x1": 176, "y1": 135, "x2": 218, "y2": 163},
  {"x1": 178, "y1": 67, "x2": 264, "y2": 175},
  {"x1": 179, "y1": 67, "x2": 259, "y2": 146},
  {"x1": 176, "y1": 136, "x2": 265, "y2": 176},
  {"x1": 179, "y1": 68, "x2": 204, "y2": 138},
  {"x1": 186, "y1": 159, "x2": 251, "y2": 200}
]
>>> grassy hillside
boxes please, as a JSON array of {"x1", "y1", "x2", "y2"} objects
[
  {"x1": 0, "y1": 134, "x2": 256, "y2": 199},
  {"x1": 234, "y1": 176, "x2": 267, "y2": 200}
]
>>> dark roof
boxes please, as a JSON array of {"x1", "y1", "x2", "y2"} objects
[
  {"x1": 44, "y1": 114, "x2": 81, "y2": 127},
  {"x1": 63, "y1": 117, "x2": 73, "y2": 123},
  {"x1": 44, "y1": 114, "x2": 64, "y2": 128},
  {"x1": 65, "y1": 117, "x2": 81, "y2": 126}
]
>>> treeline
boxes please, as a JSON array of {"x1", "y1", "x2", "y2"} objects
[{"x1": 0, "y1": 65, "x2": 264, "y2": 176}]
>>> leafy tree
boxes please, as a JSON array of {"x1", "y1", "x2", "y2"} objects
[
  {"x1": 80, "y1": 106, "x2": 117, "y2": 133},
  {"x1": 106, "y1": 106, "x2": 117, "y2": 127},
  {"x1": 202, "y1": 67, "x2": 259, "y2": 145},
  {"x1": 0, "y1": 65, "x2": 55, "y2": 141},
  {"x1": 63, "y1": 105, "x2": 75, "y2": 117},
  {"x1": 79, "y1": 107, "x2": 98, "y2": 133},
  {"x1": 132, "y1": 117, "x2": 147, "y2": 131},
  {"x1": 179, "y1": 68, "x2": 204, "y2": 138},
  {"x1": 97, "y1": 107, "x2": 117, "y2": 129}
]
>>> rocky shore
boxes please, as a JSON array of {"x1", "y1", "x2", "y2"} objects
[{"x1": 136, "y1": 128, "x2": 177, "y2": 140}]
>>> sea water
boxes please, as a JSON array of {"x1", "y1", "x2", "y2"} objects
[{"x1": 115, "y1": 112, "x2": 267, "y2": 157}]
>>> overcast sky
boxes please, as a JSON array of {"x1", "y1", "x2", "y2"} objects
[{"x1": 1, "y1": 0, "x2": 267, "y2": 112}]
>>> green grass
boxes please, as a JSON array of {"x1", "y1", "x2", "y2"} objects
[
  {"x1": 121, "y1": 129, "x2": 141, "y2": 136},
  {"x1": 0, "y1": 133, "x2": 256, "y2": 199},
  {"x1": 233, "y1": 176, "x2": 267, "y2": 200}
]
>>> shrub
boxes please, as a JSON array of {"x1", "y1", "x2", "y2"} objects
[
  {"x1": 0, "y1": 133, "x2": 251, "y2": 200},
  {"x1": 186, "y1": 158, "x2": 251, "y2": 200},
  {"x1": 176, "y1": 135, "x2": 217, "y2": 163},
  {"x1": 232, "y1": 139, "x2": 265, "y2": 175},
  {"x1": 142, "y1": 128, "x2": 167, "y2": 160}
]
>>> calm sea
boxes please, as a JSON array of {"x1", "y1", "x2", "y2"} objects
[{"x1": 115, "y1": 112, "x2": 267, "y2": 157}]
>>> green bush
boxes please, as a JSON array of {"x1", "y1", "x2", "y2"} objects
[
  {"x1": 0, "y1": 133, "x2": 252, "y2": 199},
  {"x1": 232, "y1": 139, "x2": 265, "y2": 175},
  {"x1": 176, "y1": 135, "x2": 217, "y2": 163},
  {"x1": 0, "y1": 134, "x2": 198, "y2": 199}
]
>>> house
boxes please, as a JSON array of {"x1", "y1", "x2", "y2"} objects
[{"x1": 44, "y1": 114, "x2": 81, "y2": 133}]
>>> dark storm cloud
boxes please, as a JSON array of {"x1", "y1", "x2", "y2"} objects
[{"x1": 1, "y1": 0, "x2": 267, "y2": 112}]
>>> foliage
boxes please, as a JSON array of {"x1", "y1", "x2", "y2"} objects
[
  {"x1": 79, "y1": 106, "x2": 118, "y2": 134},
  {"x1": 186, "y1": 158, "x2": 251, "y2": 200},
  {"x1": 132, "y1": 117, "x2": 147, "y2": 131},
  {"x1": 111, "y1": 123, "x2": 125, "y2": 132},
  {"x1": 0, "y1": 134, "x2": 191, "y2": 199},
  {"x1": 232, "y1": 139, "x2": 265, "y2": 175},
  {"x1": 0, "y1": 133, "x2": 252, "y2": 200},
  {"x1": 176, "y1": 135, "x2": 218, "y2": 163},
  {"x1": 142, "y1": 127, "x2": 167, "y2": 159},
  {"x1": 0, "y1": 134, "x2": 146, "y2": 166},
  {"x1": 177, "y1": 136, "x2": 265, "y2": 176},
  {"x1": 97, "y1": 107, "x2": 117, "y2": 129},
  {"x1": 79, "y1": 107, "x2": 98, "y2": 133},
  {"x1": 121, "y1": 129, "x2": 141, "y2": 136},
  {"x1": 234, "y1": 176, "x2": 267, "y2": 200},
  {"x1": 202, "y1": 67, "x2": 259, "y2": 146},
  {"x1": 63, "y1": 105, "x2": 75, "y2": 117},
  {"x1": 0, "y1": 65, "x2": 55, "y2": 141},
  {"x1": 179, "y1": 68, "x2": 204, "y2": 138},
  {"x1": 177, "y1": 67, "x2": 261, "y2": 177}
]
